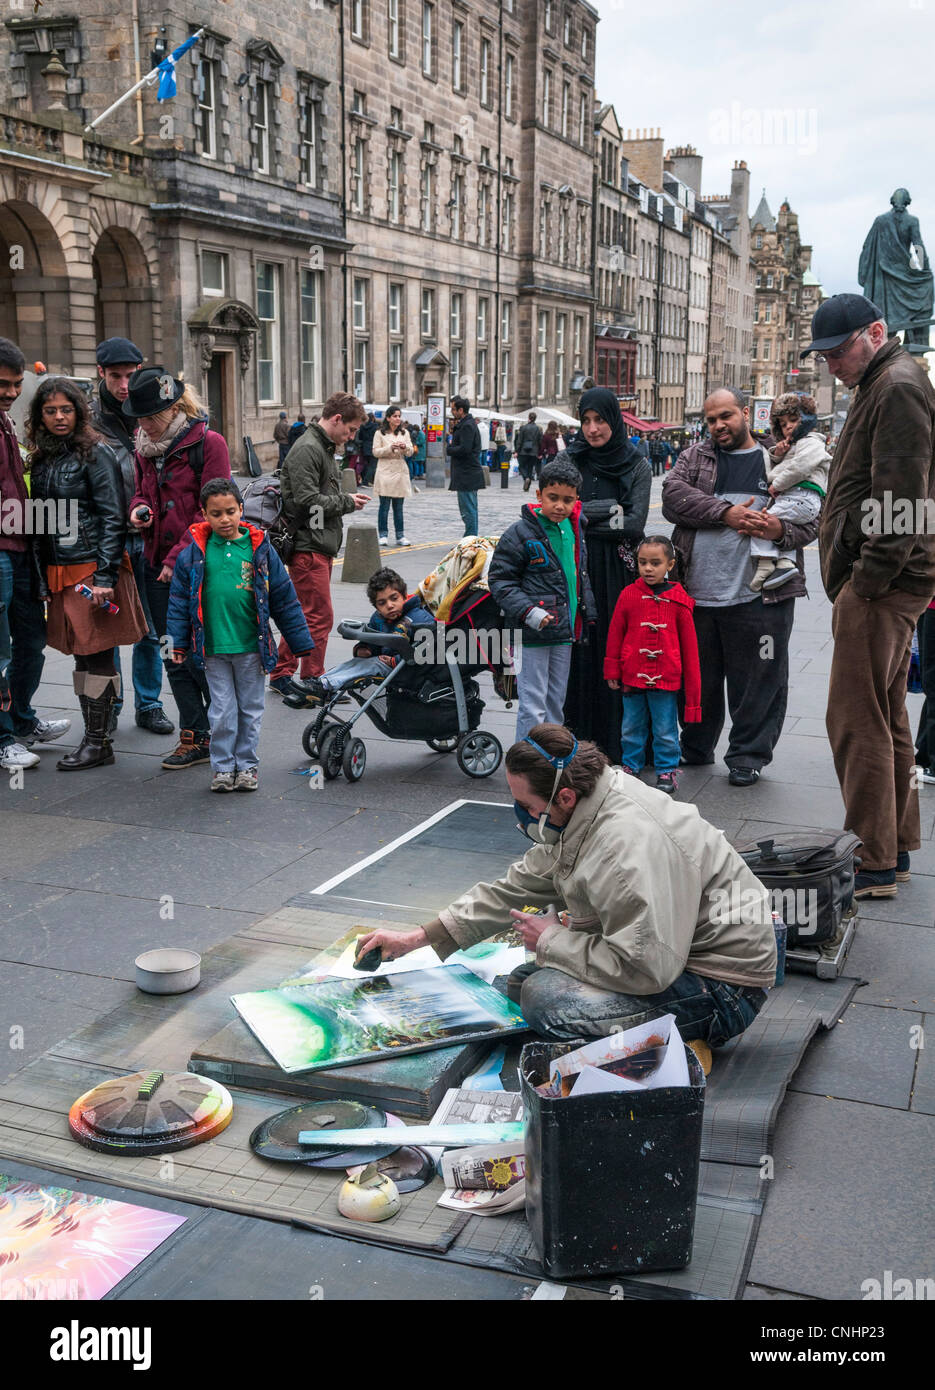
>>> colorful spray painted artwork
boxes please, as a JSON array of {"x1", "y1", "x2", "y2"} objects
[
  {"x1": 0, "y1": 1175, "x2": 185, "y2": 1300},
  {"x1": 232, "y1": 965, "x2": 527, "y2": 1074}
]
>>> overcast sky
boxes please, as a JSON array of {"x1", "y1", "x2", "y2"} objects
[{"x1": 593, "y1": 0, "x2": 934, "y2": 300}]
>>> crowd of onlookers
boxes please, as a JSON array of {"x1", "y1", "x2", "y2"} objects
[{"x1": 0, "y1": 292, "x2": 933, "y2": 902}]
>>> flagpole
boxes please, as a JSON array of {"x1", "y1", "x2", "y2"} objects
[{"x1": 84, "y1": 28, "x2": 205, "y2": 134}]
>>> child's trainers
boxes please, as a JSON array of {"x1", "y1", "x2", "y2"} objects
[
  {"x1": 655, "y1": 770, "x2": 678, "y2": 795},
  {"x1": 211, "y1": 771, "x2": 235, "y2": 792},
  {"x1": 162, "y1": 731, "x2": 211, "y2": 769},
  {"x1": 234, "y1": 768, "x2": 258, "y2": 792}
]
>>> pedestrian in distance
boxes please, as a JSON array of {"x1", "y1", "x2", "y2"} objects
[
  {"x1": 805, "y1": 293, "x2": 935, "y2": 898},
  {"x1": 409, "y1": 419, "x2": 427, "y2": 479},
  {"x1": 358, "y1": 412, "x2": 379, "y2": 486},
  {"x1": 27, "y1": 377, "x2": 148, "y2": 770},
  {"x1": 167, "y1": 479, "x2": 313, "y2": 792},
  {"x1": 447, "y1": 395, "x2": 486, "y2": 537},
  {"x1": 273, "y1": 411, "x2": 291, "y2": 466},
  {"x1": 373, "y1": 405, "x2": 415, "y2": 546},
  {"x1": 286, "y1": 413, "x2": 307, "y2": 450},
  {"x1": 515, "y1": 411, "x2": 543, "y2": 492},
  {"x1": 538, "y1": 420, "x2": 561, "y2": 474},
  {"x1": 127, "y1": 366, "x2": 232, "y2": 770},
  {"x1": 604, "y1": 536, "x2": 701, "y2": 796},
  {"x1": 92, "y1": 336, "x2": 174, "y2": 737},
  {"x1": 271, "y1": 392, "x2": 370, "y2": 700},
  {"x1": 0, "y1": 337, "x2": 71, "y2": 772},
  {"x1": 488, "y1": 458, "x2": 594, "y2": 742}
]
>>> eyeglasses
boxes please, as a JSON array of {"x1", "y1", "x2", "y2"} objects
[{"x1": 815, "y1": 329, "x2": 866, "y2": 364}]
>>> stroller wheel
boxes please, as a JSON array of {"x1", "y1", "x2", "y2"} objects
[
  {"x1": 342, "y1": 737, "x2": 367, "y2": 782},
  {"x1": 317, "y1": 725, "x2": 343, "y2": 780},
  {"x1": 456, "y1": 731, "x2": 503, "y2": 779},
  {"x1": 301, "y1": 721, "x2": 319, "y2": 759},
  {"x1": 426, "y1": 736, "x2": 459, "y2": 754}
]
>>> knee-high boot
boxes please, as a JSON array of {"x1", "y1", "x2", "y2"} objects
[{"x1": 57, "y1": 673, "x2": 120, "y2": 770}]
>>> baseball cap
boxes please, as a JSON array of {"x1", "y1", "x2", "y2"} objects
[
  {"x1": 96, "y1": 337, "x2": 144, "y2": 367},
  {"x1": 800, "y1": 294, "x2": 883, "y2": 358}
]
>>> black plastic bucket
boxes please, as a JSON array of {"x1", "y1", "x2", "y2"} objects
[{"x1": 520, "y1": 1038, "x2": 706, "y2": 1279}]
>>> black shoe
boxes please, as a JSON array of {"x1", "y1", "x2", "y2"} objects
[
  {"x1": 57, "y1": 690, "x2": 117, "y2": 771},
  {"x1": 136, "y1": 707, "x2": 175, "y2": 735},
  {"x1": 269, "y1": 676, "x2": 294, "y2": 697},
  {"x1": 161, "y1": 731, "x2": 211, "y2": 769},
  {"x1": 728, "y1": 767, "x2": 760, "y2": 787},
  {"x1": 896, "y1": 851, "x2": 911, "y2": 883},
  {"x1": 854, "y1": 868, "x2": 897, "y2": 899},
  {"x1": 288, "y1": 676, "x2": 327, "y2": 704}
]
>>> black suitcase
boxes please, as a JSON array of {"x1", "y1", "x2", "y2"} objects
[{"x1": 730, "y1": 830, "x2": 861, "y2": 947}]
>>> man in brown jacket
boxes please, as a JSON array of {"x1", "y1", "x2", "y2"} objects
[{"x1": 803, "y1": 293, "x2": 935, "y2": 897}]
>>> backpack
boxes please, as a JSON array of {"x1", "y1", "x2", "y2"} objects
[{"x1": 241, "y1": 471, "x2": 296, "y2": 564}]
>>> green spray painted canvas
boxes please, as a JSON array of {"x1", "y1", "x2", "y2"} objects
[{"x1": 231, "y1": 966, "x2": 527, "y2": 1075}]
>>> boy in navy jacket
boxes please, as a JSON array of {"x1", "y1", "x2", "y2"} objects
[
  {"x1": 167, "y1": 479, "x2": 313, "y2": 791},
  {"x1": 284, "y1": 567, "x2": 436, "y2": 707},
  {"x1": 488, "y1": 458, "x2": 594, "y2": 739}
]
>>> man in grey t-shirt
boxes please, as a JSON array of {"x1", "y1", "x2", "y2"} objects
[{"x1": 662, "y1": 389, "x2": 810, "y2": 786}]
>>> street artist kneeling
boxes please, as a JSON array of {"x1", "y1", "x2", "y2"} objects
[{"x1": 357, "y1": 723, "x2": 776, "y2": 1056}]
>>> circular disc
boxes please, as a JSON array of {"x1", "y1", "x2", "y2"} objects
[
  {"x1": 373, "y1": 1146, "x2": 437, "y2": 1193},
  {"x1": 250, "y1": 1100, "x2": 386, "y2": 1164},
  {"x1": 303, "y1": 1110, "x2": 405, "y2": 1170},
  {"x1": 68, "y1": 1070, "x2": 232, "y2": 1156}
]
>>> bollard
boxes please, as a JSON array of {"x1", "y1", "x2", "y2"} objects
[
  {"x1": 340, "y1": 468, "x2": 357, "y2": 494},
  {"x1": 342, "y1": 524, "x2": 382, "y2": 583}
]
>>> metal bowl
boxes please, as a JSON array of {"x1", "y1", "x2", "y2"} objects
[{"x1": 135, "y1": 948, "x2": 202, "y2": 994}]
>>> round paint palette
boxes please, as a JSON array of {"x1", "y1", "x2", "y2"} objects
[
  {"x1": 371, "y1": 1145, "x2": 437, "y2": 1193},
  {"x1": 68, "y1": 1070, "x2": 233, "y2": 1156}
]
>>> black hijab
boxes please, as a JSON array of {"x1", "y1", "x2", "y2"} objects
[{"x1": 567, "y1": 387, "x2": 642, "y2": 478}]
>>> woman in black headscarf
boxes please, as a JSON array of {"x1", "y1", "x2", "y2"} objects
[{"x1": 563, "y1": 387, "x2": 652, "y2": 763}]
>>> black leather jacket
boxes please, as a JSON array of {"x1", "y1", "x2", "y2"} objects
[{"x1": 29, "y1": 438, "x2": 128, "y2": 586}]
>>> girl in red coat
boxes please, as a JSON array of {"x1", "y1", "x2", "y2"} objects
[{"x1": 604, "y1": 536, "x2": 701, "y2": 795}]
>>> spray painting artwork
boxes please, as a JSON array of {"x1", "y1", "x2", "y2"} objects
[
  {"x1": 232, "y1": 965, "x2": 527, "y2": 1074},
  {"x1": 0, "y1": 1175, "x2": 185, "y2": 1300}
]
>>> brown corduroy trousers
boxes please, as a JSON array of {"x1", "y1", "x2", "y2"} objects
[{"x1": 827, "y1": 584, "x2": 932, "y2": 871}]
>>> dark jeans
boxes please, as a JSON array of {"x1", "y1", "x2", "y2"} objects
[
  {"x1": 377, "y1": 496, "x2": 405, "y2": 539},
  {"x1": 112, "y1": 537, "x2": 164, "y2": 715},
  {"x1": 457, "y1": 489, "x2": 479, "y2": 536},
  {"x1": 916, "y1": 607, "x2": 935, "y2": 767},
  {"x1": 680, "y1": 596, "x2": 795, "y2": 771},
  {"x1": 0, "y1": 549, "x2": 45, "y2": 747},
  {"x1": 504, "y1": 963, "x2": 767, "y2": 1048},
  {"x1": 145, "y1": 562, "x2": 211, "y2": 737},
  {"x1": 518, "y1": 455, "x2": 538, "y2": 483}
]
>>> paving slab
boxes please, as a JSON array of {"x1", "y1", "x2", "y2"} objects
[
  {"x1": 0, "y1": 962, "x2": 132, "y2": 1084},
  {"x1": 845, "y1": 921, "x2": 935, "y2": 1011},
  {"x1": 789, "y1": 1001, "x2": 921, "y2": 1110},
  {"x1": 747, "y1": 1093, "x2": 935, "y2": 1301},
  {"x1": 910, "y1": 1013, "x2": 935, "y2": 1116}
]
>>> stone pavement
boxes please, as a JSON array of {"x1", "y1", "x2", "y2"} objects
[{"x1": 1, "y1": 473, "x2": 932, "y2": 1300}]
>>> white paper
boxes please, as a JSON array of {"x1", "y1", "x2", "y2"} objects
[
  {"x1": 548, "y1": 1014, "x2": 690, "y2": 1094},
  {"x1": 446, "y1": 943, "x2": 528, "y2": 984},
  {"x1": 569, "y1": 1064, "x2": 645, "y2": 1096}
]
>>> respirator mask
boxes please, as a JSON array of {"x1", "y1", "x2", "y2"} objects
[{"x1": 513, "y1": 735, "x2": 578, "y2": 846}]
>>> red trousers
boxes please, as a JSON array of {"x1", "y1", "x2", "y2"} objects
[{"x1": 271, "y1": 551, "x2": 332, "y2": 681}]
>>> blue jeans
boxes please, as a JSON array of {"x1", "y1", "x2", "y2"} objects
[
  {"x1": 204, "y1": 652, "x2": 266, "y2": 772},
  {"x1": 620, "y1": 689, "x2": 680, "y2": 772},
  {"x1": 457, "y1": 490, "x2": 479, "y2": 536},
  {"x1": 505, "y1": 963, "x2": 768, "y2": 1048},
  {"x1": 516, "y1": 642, "x2": 572, "y2": 741},
  {"x1": 377, "y1": 496, "x2": 405, "y2": 539},
  {"x1": 0, "y1": 549, "x2": 46, "y2": 747},
  {"x1": 321, "y1": 655, "x2": 388, "y2": 692},
  {"x1": 112, "y1": 538, "x2": 164, "y2": 714}
]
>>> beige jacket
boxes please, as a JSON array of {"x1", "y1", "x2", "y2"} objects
[
  {"x1": 425, "y1": 767, "x2": 776, "y2": 994},
  {"x1": 373, "y1": 428, "x2": 415, "y2": 498},
  {"x1": 767, "y1": 431, "x2": 830, "y2": 494}
]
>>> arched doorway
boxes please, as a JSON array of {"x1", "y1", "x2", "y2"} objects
[
  {"x1": 92, "y1": 227, "x2": 155, "y2": 361},
  {"x1": 0, "y1": 200, "x2": 70, "y2": 369}
]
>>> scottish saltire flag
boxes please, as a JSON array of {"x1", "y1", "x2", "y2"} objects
[{"x1": 157, "y1": 33, "x2": 202, "y2": 102}]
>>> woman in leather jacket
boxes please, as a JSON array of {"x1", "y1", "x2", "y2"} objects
[{"x1": 27, "y1": 378, "x2": 146, "y2": 770}]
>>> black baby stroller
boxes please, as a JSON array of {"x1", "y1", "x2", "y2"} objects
[{"x1": 298, "y1": 617, "x2": 506, "y2": 782}]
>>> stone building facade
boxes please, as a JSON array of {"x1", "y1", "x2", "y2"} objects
[
  {"x1": 592, "y1": 104, "x2": 637, "y2": 405},
  {"x1": 342, "y1": 0, "x2": 598, "y2": 413},
  {"x1": 702, "y1": 160, "x2": 755, "y2": 394},
  {"x1": 749, "y1": 193, "x2": 819, "y2": 402},
  {"x1": 0, "y1": 1, "x2": 345, "y2": 466}
]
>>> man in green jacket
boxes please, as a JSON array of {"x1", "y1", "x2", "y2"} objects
[
  {"x1": 804, "y1": 294, "x2": 935, "y2": 897},
  {"x1": 269, "y1": 392, "x2": 370, "y2": 695}
]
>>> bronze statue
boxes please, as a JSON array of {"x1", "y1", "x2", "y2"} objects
[{"x1": 859, "y1": 189, "x2": 933, "y2": 349}]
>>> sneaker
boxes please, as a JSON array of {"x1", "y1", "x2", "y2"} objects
[
  {"x1": 0, "y1": 741, "x2": 40, "y2": 770},
  {"x1": 23, "y1": 718, "x2": 71, "y2": 745},
  {"x1": 135, "y1": 707, "x2": 175, "y2": 735},
  {"x1": 288, "y1": 676, "x2": 327, "y2": 704},
  {"x1": 854, "y1": 867, "x2": 897, "y2": 899},
  {"x1": 162, "y1": 731, "x2": 211, "y2": 770},
  {"x1": 655, "y1": 770, "x2": 678, "y2": 795},
  {"x1": 896, "y1": 851, "x2": 911, "y2": 883},
  {"x1": 761, "y1": 561, "x2": 799, "y2": 591},
  {"x1": 269, "y1": 676, "x2": 295, "y2": 697},
  {"x1": 379, "y1": 536, "x2": 389, "y2": 546},
  {"x1": 397, "y1": 536, "x2": 412, "y2": 547},
  {"x1": 210, "y1": 771, "x2": 235, "y2": 793},
  {"x1": 234, "y1": 768, "x2": 258, "y2": 792},
  {"x1": 621, "y1": 765, "x2": 639, "y2": 776},
  {"x1": 915, "y1": 765, "x2": 935, "y2": 784},
  {"x1": 728, "y1": 767, "x2": 760, "y2": 787}
]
